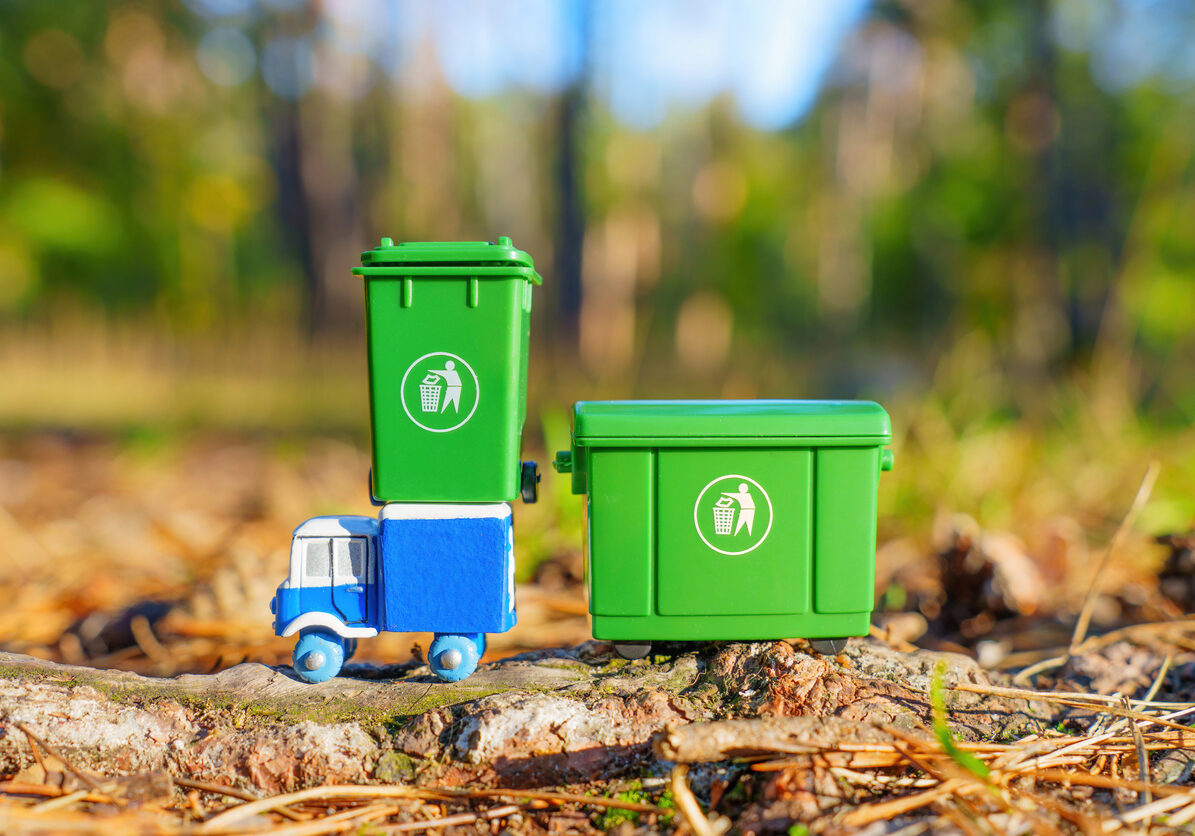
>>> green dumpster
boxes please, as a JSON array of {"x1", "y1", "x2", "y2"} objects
[
  {"x1": 553, "y1": 400, "x2": 893, "y2": 642},
  {"x1": 352, "y1": 238, "x2": 542, "y2": 502}
]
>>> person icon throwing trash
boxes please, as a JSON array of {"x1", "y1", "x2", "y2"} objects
[
  {"x1": 403, "y1": 352, "x2": 479, "y2": 432},
  {"x1": 432, "y1": 359, "x2": 463, "y2": 414},
  {"x1": 696, "y1": 475, "x2": 773, "y2": 555},
  {"x1": 722, "y1": 483, "x2": 756, "y2": 536}
]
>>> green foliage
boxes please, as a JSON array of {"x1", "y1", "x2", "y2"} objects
[
  {"x1": 3, "y1": 179, "x2": 123, "y2": 254},
  {"x1": 594, "y1": 784, "x2": 674, "y2": 830},
  {"x1": 1, "y1": 0, "x2": 1193, "y2": 427},
  {"x1": 930, "y1": 660, "x2": 990, "y2": 780}
]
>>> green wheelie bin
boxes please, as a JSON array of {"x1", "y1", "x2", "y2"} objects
[
  {"x1": 553, "y1": 400, "x2": 893, "y2": 650},
  {"x1": 352, "y1": 238, "x2": 542, "y2": 503}
]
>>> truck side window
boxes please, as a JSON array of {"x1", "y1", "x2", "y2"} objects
[
  {"x1": 304, "y1": 540, "x2": 331, "y2": 579},
  {"x1": 333, "y1": 538, "x2": 367, "y2": 581}
]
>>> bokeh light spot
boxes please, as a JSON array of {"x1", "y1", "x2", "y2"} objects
[
  {"x1": 692, "y1": 161, "x2": 749, "y2": 224},
  {"x1": 24, "y1": 29, "x2": 85, "y2": 89},
  {"x1": 675, "y1": 291, "x2": 734, "y2": 372},
  {"x1": 197, "y1": 28, "x2": 256, "y2": 87},
  {"x1": 186, "y1": 174, "x2": 252, "y2": 232},
  {"x1": 261, "y1": 36, "x2": 315, "y2": 99},
  {"x1": 0, "y1": 244, "x2": 37, "y2": 311}
]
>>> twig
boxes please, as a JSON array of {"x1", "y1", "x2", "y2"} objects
[
  {"x1": 225, "y1": 803, "x2": 396, "y2": 836},
  {"x1": 1125, "y1": 697, "x2": 1151, "y2": 807},
  {"x1": 377, "y1": 803, "x2": 521, "y2": 833},
  {"x1": 1015, "y1": 622, "x2": 1193, "y2": 686},
  {"x1": 187, "y1": 789, "x2": 205, "y2": 820},
  {"x1": 1012, "y1": 655, "x2": 1067, "y2": 686},
  {"x1": 1141, "y1": 654, "x2": 1174, "y2": 705},
  {"x1": 0, "y1": 781, "x2": 70, "y2": 798},
  {"x1": 130, "y1": 614, "x2": 173, "y2": 670},
  {"x1": 869, "y1": 623, "x2": 919, "y2": 653},
  {"x1": 19, "y1": 726, "x2": 47, "y2": 776},
  {"x1": 953, "y1": 680, "x2": 1191, "y2": 710},
  {"x1": 1070, "y1": 462, "x2": 1160, "y2": 653},
  {"x1": 14, "y1": 723, "x2": 104, "y2": 794},
  {"x1": 670, "y1": 764, "x2": 730, "y2": 836},
  {"x1": 1030, "y1": 768, "x2": 1195, "y2": 797},
  {"x1": 199, "y1": 783, "x2": 664, "y2": 832},
  {"x1": 30, "y1": 788, "x2": 91, "y2": 812},
  {"x1": 1162, "y1": 799, "x2": 1195, "y2": 827},
  {"x1": 173, "y1": 777, "x2": 305, "y2": 822},
  {"x1": 1115, "y1": 794, "x2": 1190, "y2": 827},
  {"x1": 840, "y1": 779, "x2": 969, "y2": 826}
]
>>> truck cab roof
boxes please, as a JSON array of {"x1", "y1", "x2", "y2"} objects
[{"x1": 291, "y1": 515, "x2": 379, "y2": 539}]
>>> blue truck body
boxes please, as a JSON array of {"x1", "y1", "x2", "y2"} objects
[{"x1": 271, "y1": 504, "x2": 515, "y2": 681}]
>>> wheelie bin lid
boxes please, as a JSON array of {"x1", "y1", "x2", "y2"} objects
[
  {"x1": 570, "y1": 400, "x2": 891, "y2": 447},
  {"x1": 353, "y1": 236, "x2": 542, "y2": 284}
]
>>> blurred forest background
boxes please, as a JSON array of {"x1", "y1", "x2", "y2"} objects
[{"x1": 1, "y1": 0, "x2": 1194, "y2": 670}]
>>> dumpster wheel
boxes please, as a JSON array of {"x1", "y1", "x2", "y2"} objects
[
  {"x1": 613, "y1": 642, "x2": 652, "y2": 660},
  {"x1": 809, "y1": 638, "x2": 849, "y2": 655}
]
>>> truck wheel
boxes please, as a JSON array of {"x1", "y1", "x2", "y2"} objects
[
  {"x1": 293, "y1": 629, "x2": 345, "y2": 683},
  {"x1": 810, "y1": 638, "x2": 849, "y2": 655},
  {"x1": 429, "y1": 633, "x2": 482, "y2": 682},
  {"x1": 613, "y1": 642, "x2": 652, "y2": 660}
]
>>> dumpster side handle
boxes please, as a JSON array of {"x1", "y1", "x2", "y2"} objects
[
  {"x1": 553, "y1": 450, "x2": 573, "y2": 474},
  {"x1": 881, "y1": 449, "x2": 894, "y2": 472}
]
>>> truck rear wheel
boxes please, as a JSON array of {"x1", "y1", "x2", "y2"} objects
[{"x1": 429, "y1": 633, "x2": 483, "y2": 682}]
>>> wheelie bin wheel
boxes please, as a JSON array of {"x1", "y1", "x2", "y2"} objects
[
  {"x1": 520, "y1": 461, "x2": 540, "y2": 504},
  {"x1": 613, "y1": 642, "x2": 652, "y2": 660},
  {"x1": 293, "y1": 629, "x2": 345, "y2": 683},
  {"x1": 810, "y1": 638, "x2": 849, "y2": 655},
  {"x1": 429, "y1": 633, "x2": 483, "y2": 682}
]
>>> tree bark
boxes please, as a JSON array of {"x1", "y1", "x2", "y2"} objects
[{"x1": 0, "y1": 640, "x2": 1056, "y2": 794}]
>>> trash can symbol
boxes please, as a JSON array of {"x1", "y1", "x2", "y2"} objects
[
  {"x1": 419, "y1": 373, "x2": 443, "y2": 413},
  {"x1": 713, "y1": 496, "x2": 736, "y2": 535}
]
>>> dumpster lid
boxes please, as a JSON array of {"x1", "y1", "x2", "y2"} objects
[
  {"x1": 357, "y1": 237, "x2": 541, "y2": 283},
  {"x1": 571, "y1": 400, "x2": 891, "y2": 444}
]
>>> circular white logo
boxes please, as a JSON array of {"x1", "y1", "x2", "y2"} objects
[
  {"x1": 399, "y1": 351, "x2": 480, "y2": 433},
  {"x1": 693, "y1": 474, "x2": 774, "y2": 556}
]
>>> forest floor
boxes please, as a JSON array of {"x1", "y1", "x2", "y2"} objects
[{"x1": 1, "y1": 431, "x2": 1195, "y2": 834}]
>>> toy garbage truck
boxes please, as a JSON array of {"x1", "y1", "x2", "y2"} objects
[
  {"x1": 553, "y1": 399, "x2": 894, "y2": 660},
  {"x1": 271, "y1": 504, "x2": 515, "y2": 682},
  {"x1": 271, "y1": 237, "x2": 542, "y2": 683}
]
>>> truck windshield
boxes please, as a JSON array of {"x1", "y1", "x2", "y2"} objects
[{"x1": 304, "y1": 540, "x2": 332, "y2": 580}]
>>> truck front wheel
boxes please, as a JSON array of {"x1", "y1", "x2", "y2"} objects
[{"x1": 293, "y1": 629, "x2": 345, "y2": 683}]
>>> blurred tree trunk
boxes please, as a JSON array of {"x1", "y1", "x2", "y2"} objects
[
  {"x1": 296, "y1": 92, "x2": 366, "y2": 334},
  {"x1": 552, "y1": 5, "x2": 591, "y2": 347},
  {"x1": 268, "y1": 99, "x2": 321, "y2": 335},
  {"x1": 266, "y1": 93, "x2": 363, "y2": 336}
]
